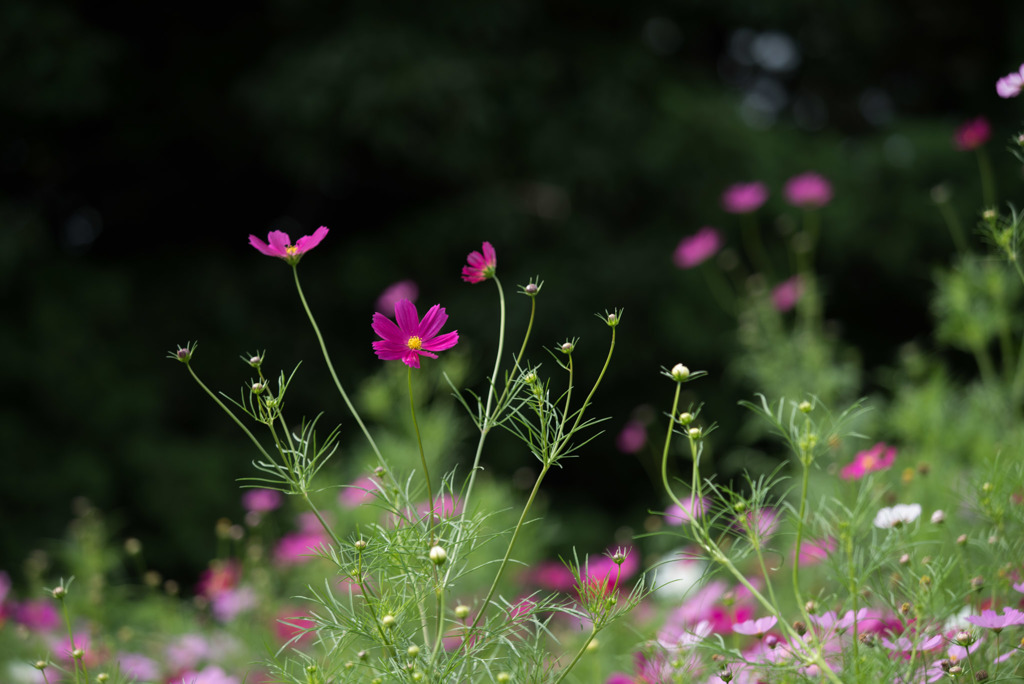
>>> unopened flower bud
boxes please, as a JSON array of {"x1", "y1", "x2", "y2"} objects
[
  {"x1": 429, "y1": 545, "x2": 447, "y2": 565},
  {"x1": 982, "y1": 208, "x2": 997, "y2": 223},
  {"x1": 718, "y1": 668, "x2": 733, "y2": 683},
  {"x1": 955, "y1": 630, "x2": 975, "y2": 646},
  {"x1": 920, "y1": 575, "x2": 932, "y2": 588},
  {"x1": 930, "y1": 510, "x2": 945, "y2": 524},
  {"x1": 251, "y1": 382, "x2": 265, "y2": 395},
  {"x1": 374, "y1": 466, "x2": 386, "y2": 478},
  {"x1": 358, "y1": 650, "x2": 368, "y2": 660},
  {"x1": 793, "y1": 620, "x2": 806, "y2": 636},
  {"x1": 804, "y1": 600, "x2": 817, "y2": 615},
  {"x1": 248, "y1": 355, "x2": 262, "y2": 367},
  {"x1": 33, "y1": 661, "x2": 47, "y2": 671},
  {"x1": 174, "y1": 345, "x2": 194, "y2": 363},
  {"x1": 382, "y1": 614, "x2": 396, "y2": 629},
  {"x1": 971, "y1": 575, "x2": 985, "y2": 591},
  {"x1": 982, "y1": 482, "x2": 993, "y2": 494},
  {"x1": 560, "y1": 341, "x2": 574, "y2": 354},
  {"x1": 612, "y1": 550, "x2": 628, "y2": 565},
  {"x1": 606, "y1": 312, "x2": 619, "y2": 327},
  {"x1": 71, "y1": 648, "x2": 84, "y2": 660},
  {"x1": 988, "y1": 535, "x2": 999, "y2": 545},
  {"x1": 976, "y1": 669, "x2": 989, "y2": 681},
  {"x1": 678, "y1": 412, "x2": 693, "y2": 426},
  {"x1": 524, "y1": 283, "x2": 539, "y2": 295},
  {"x1": 671, "y1": 364, "x2": 690, "y2": 382},
  {"x1": 688, "y1": 427, "x2": 702, "y2": 439},
  {"x1": 306, "y1": 664, "x2": 317, "y2": 674},
  {"x1": 407, "y1": 645, "x2": 420, "y2": 658},
  {"x1": 859, "y1": 633, "x2": 875, "y2": 647},
  {"x1": 899, "y1": 602, "x2": 911, "y2": 615},
  {"x1": 899, "y1": 554, "x2": 910, "y2": 565},
  {"x1": 354, "y1": 539, "x2": 367, "y2": 551},
  {"x1": 97, "y1": 674, "x2": 110, "y2": 683},
  {"x1": 496, "y1": 674, "x2": 511, "y2": 684},
  {"x1": 455, "y1": 604, "x2": 470, "y2": 620},
  {"x1": 948, "y1": 664, "x2": 962, "y2": 675},
  {"x1": 798, "y1": 400, "x2": 812, "y2": 414},
  {"x1": 956, "y1": 533, "x2": 968, "y2": 546},
  {"x1": 51, "y1": 586, "x2": 67, "y2": 600}
]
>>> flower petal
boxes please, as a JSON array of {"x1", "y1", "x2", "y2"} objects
[
  {"x1": 248, "y1": 234, "x2": 277, "y2": 256},
  {"x1": 422, "y1": 330, "x2": 459, "y2": 352},
  {"x1": 394, "y1": 300, "x2": 420, "y2": 335},
  {"x1": 418, "y1": 304, "x2": 448, "y2": 339},
  {"x1": 267, "y1": 231, "x2": 292, "y2": 254},
  {"x1": 371, "y1": 312, "x2": 404, "y2": 344},
  {"x1": 295, "y1": 226, "x2": 329, "y2": 253}
]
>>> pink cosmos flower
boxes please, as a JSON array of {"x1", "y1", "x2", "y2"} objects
[
  {"x1": 339, "y1": 475, "x2": 380, "y2": 508},
  {"x1": 461, "y1": 241, "x2": 497, "y2": 283},
  {"x1": 965, "y1": 607, "x2": 1024, "y2": 632},
  {"x1": 583, "y1": 547, "x2": 639, "y2": 594},
  {"x1": 530, "y1": 561, "x2": 577, "y2": 592},
  {"x1": 14, "y1": 599, "x2": 61, "y2": 631},
  {"x1": 177, "y1": 665, "x2": 240, "y2": 684},
  {"x1": 241, "y1": 488, "x2": 283, "y2": 513},
  {"x1": 274, "y1": 528, "x2": 329, "y2": 565},
  {"x1": 664, "y1": 497, "x2": 708, "y2": 526},
  {"x1": 673, "y1": 227, "x2": 723, "y2": 269},
  {"x1": 795, "y1": 537, "x2": 837, "y2": 566},
  {"x1": 733, "y1": 615, "x2": 778, "y2": 637},
  {"x1": 196, "y1": 560, "x2": 241, "y2": 599},
  {"x1": 211, "y1": 586, "x2": 257, "y2": 622},
  {"x1": 783, "y1": 172, "x2": 833, "y2": 209},
  {"x1": 248, "y1": 227, "x2": 329, "y2": 264},
  {"x1": 275, "y1": 609, "x2": 316, "y2": 646},
  {"x1": 117, "y1": 653, "x2": 161, "y2": 681},
  {"x1": 371, "y1": 299, "x2": 459, "y2": 369},
  {"x1": 735, "y1": 507, "x2": 779, "y2": 540},
  {"x1": 721, "y1": 182, "x2": 769, "y2": 214},
  {"x1": 996, "y1": 64, "x2": 1024, "y2": 99},
  {"x1": 375, "y1": 279, "x2": 419, "y2": 313},
  {"x1": 953, "y1": 117, "x2": 991, "y2": 151},
  {"x1": 416, "y1": 493, "x2": 463, "y2": 520},
  {"x1": 616, "y1": 419, "x2": 647, "y2": 453},
  {"x1": 840, "y1": 442, "x2": 896, "y2": 480},
  {"x1": 771, "y1": 275, "x2": 803, "y2": 312}
]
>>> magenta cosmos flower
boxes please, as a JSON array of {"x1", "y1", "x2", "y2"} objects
[
  {"x1": 996, "y1": 64, "x2": 1024, "y2": 99},
  {"x1": 372, "y1": 299, "x2": 459, "y2": 369},
  {"x1": 248, "y1": 227, "x2": 329, "y2": 264},
  {"x1": 461, "y1": 241, "x2": 497, "y2": 283},
  {"x1": 375, "y1": 279, "x2": 418, "y2": 313},
  {"x1": 953, "y1": 117, "x2": 991, "y2": 151},
  {"x1": 771, "y1": 275, "x2": 803, "y2": 312},
  {"x1": 673, "y1": 226, "x2": 723, "y2": 269},
  {"x1": 784, "y1": 172, "x2": 833, "y2": 209},
  {"x1": 721, "y1": 182, "x2": 768, "y2": 214},
  {"x1": 840, "y1": 442, "x2": 896, "y2": 480}
]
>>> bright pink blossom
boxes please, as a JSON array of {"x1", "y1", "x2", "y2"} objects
[
  {"x1": 372, "y1": 300, "x2": 459, "y2": 369},
  {"x1": 996, "y1": 64, "x2": 1024, "y2": 99},
  {"x1": 771, "y1": 275, "x2": 803, "y2": 312},
  {"x1": 721, "y1": 182, "x2": 768, "y2": 214},
  {"x1": 416, "y1": 493, "x2": 464, "y2": 520},
  {"x1": 248, "y1": 227, "x2": 328, "y2": 264},
  {"x1": 664, "y1": 497, "x2": 708, "y2": 526},
  {"x1": 339, "y1": 475, "x2": 380, "y2": 508},
  {"x1": 375, "y1": 279, "x2": 419, "y2": 313},
  {"x1": 784, "y1": 172, "x2": 833, "y2": 208},
  {"x1": 953, "y1": 117, "x2": 991, "y2": 151},
  {"x1": 461, "y1": 241, "x2": 497, "y2": 283},
  {"x1": 13, "y1": 599, "x2": 60, "y2": 631},
  {"x1": 673, "y1": 227, "x2": 723, "y2": 269},
  {"x1": 241, "y1": 488, "x2": 283, "y2": 513},
  {"x1": 840, "y1": 442, "x2": 896, "y2": 480},
  {"x1": 274, "y1": 529, "x2": 329, "y2": 565},
  {"x1": 530, "y1": 561, "x2": 577, "y2": 592}
]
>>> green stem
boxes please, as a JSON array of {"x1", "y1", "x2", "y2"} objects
[
  {"x1": 408, "y1": 366, "x2": 435, "y2": 543},
  {"x1": 934, "y1": 194, "x2": 969, "y2": 254},
  {"x1": 292, "y1": 266, "x2": 386, "y2": 469},
  {"x1": 186, "y1": 364, "x2": 275, "y2": 463},
  {"x1": 551, "y1": 626, "x2": 599, "y2": 684},
  {"x1": 57, "y1": 595, "x2": 81, "y2": 684}
]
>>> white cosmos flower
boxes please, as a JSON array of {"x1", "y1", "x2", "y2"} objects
[{"x1": 873, "y1": 503, "x2": 922, "y2": 529}]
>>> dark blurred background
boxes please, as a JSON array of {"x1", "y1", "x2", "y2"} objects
[{"x1": 3, "y1": 0, "x2": 1023, "y2": 583}]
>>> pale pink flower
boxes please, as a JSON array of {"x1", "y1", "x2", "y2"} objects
[
  {"x1": 840, "y1": 442, "x2": 896, "y2": 480},
  {"x1": 339, "y1": 475, "x2": 380, "y2": 508},
  {"x1": 375, "y1": 279, "x2": 419, "y2": 313},
  {"x1": 953, "y1": 117, "x2": 991, "y2": 151},
  {"x1": 721, "y1": 182, "x2": 768, "y2": 214},
  {"x1": 416, "y1": 493, "x2": 463, "y2": 520},
  {"x1": 996, "y1": 64, "x2": 1024, "y2": 99},
  {"x1": 733, "y1": 615, "x2": 778, "y2": 637},
  {"x1": 736, "y1": 507, "x2": 779, "y2": 540},
  {"x1": 771, "y1": 275, "x2": 803, "y2": 312},
  {"x1": 13, "y1": 599, "x2": 61, "y2": 631},
  {"x1": 117, "y1": 653, "x2": 161, "y2": 681},
  {"x1": 211, "y1": 586, "x2": 257, "y2": 622},
  {"x1": 795, "y1": 537, "x2": 837, "y2": 566},
  {"x1": 616, "y1": 419, "x2": 647, "y2": 453},
  {"x1": 241, "y1": 488, "x2": 283, "y2": 513},
  {"x1": 371, "y1": 300, "x2": 459, "y2": 369},
  {"x1": 966, "y1": 607, "x2": 1024, "y2": 632},
  {"x1": 461, "y1": 241, "x2": 497, "y2": 283},
  {"x1": 166, "y1": 634, "x2": 211, "y2": 670},
  {"x1": 664, "y1": 497, "x2": 708, "y2": 526},
  {"x1": 673, "y1": 226, "x2": 723, "y2": 268},
  {"x1": 177, "y1": 665, "x2": 240, "y2": 684},
  {"x1": 873, "y1": 503, "x2": 921, "y2": 529},
  {"x1": 248, "y1": 227, "x2": 328, "y2": 264},
  {"x1": 783, "y1": 172, "x2": 833, "y2": 208}
]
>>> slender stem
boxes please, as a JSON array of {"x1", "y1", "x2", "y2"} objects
[
  {"x1": 934, "y1": 195, "x2": 969, "y2": 254},
  {"x1": 57, "y1": 595, "x2": 81, "y2": 684},
  {"x1": 292, "y1": 266, "x2": 386, "y2": 469},
  {"x1": 565, "y1": 326, "x2": 616, "y2": 439},
  {"x1": 551, "y1": 626, "x2": 599, "y2": 684},
  {"x1": 186, "y1": 364, "x2": 275, "y2": 463},
  {"x1": 408, "y1": 366, "x2": 435, "y2": 543}
]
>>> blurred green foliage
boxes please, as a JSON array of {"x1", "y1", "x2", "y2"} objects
[{"x1": 3, "y1": 0, "x2": 1024, "y2": 582}]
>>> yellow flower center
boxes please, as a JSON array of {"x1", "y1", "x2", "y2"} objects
[
  {"x1": 862, "y1": 454, "x2": 876, "y2": 469},
  {"x1": 407, "y1": 336, "x2": 423, "y2": 351},
  {"x1": 286, "y1": 245, "x2": 298, "y2": 255}
]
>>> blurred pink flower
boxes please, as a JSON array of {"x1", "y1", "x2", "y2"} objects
[
  {"x1": 339, "y1": 475, "x2": 380, "y2": 508},
  {"x1": 953, "y1": 117, "x2": 991, "y2": 151},
  {"x1": 733, "y1": 615, "x2": 777, "y2": 637},
  {"x1": 583, "y1": 547, "x2": 639, "y2": 594},
  {"x1": 166, "y1": 634, "x2": 211, "y2": 670},
  {"x1": 275, "y1": 609, "x2": 316, "y2": 646},
  {"x1": 14, "y1": 599, "x2": 61, "y2": 631},
  {"x1": 416, "y1": 493, "x2": 463, "y2": 520},
  {"x1": 196, "y1": 560, "x2": 241, "y2": 599},
  {"x1": 54, "y1": 632, "x2": 100, "y2": 665},
  {"x1": 117, "y1": 653, "x2": 161, "y2": 681},
  {"x1": 736, "y1": 508, "x2": 778, "y2": 540},
  {"x1": 211, "y1": 586, "x2": 257, "y2": 622},
  {"x1": 721, "y1": 182, "x2": 768, "y2": 214},
  {"x1": 996, "y1": 64, "x2": 1024, "y2": 99},
  {"x1": 461, "y1": 241, "x2": 497, "y2": 283},
  {"x1": 795, "y1": 537, "x2": 837, "y2": 566},
  {"x1": 615, "y1": 419, "x2": 647, "y2": 453},
  {"x1": 375, "y1": 279, "x2": 419, "y2": 313},
  {"x1": 606, "y1": 674, "x2": 633, "y2": 684},
  {"x1": 241, "y1": 488, "x2": 283, "y2": 513},
  {"x1": 371, "y1": 300, "x2": 459, "y2": 369},
  {"x1": 771, "y1": 275, "x2": 803, "y2": 312},
  {"x1": 177, "y1": 665, "x2": 240, "y2": 684},
  {"x1": 966, "y1": 607, "x2": 1024, "y2": 631},
  {"x1": 840, "y1": 442, "x2": 896, "y2": 480},
  {"x1": 664, "y1": 496, "x2": 708, "y2": 526},
  {"x1": 248, "y1": 227, "x2": 328, "y2": 264},
  {"x1": 673, "y1": 226, "x2": 723, "y2": 269},
  {"x1": 274, "y1": 529, "x2": 329, "y2": 565},
  {"x1": 530, "y1": 561, "x2": 577, "y2": 592},
  {"x1": 784, "y1": 172, "x2": 833, "y2": 208}
]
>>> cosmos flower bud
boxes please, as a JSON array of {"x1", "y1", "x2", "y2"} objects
[
  {"x1": 671, "y1": 364, "x2": 690, "y2": 382},
  {"x1": 382, "y1": 615, "x2": 396, "y2": 629},
  {"x1": 560, "y1": 341, "x2": 574, "y2": 354},
  {"x1": 455, "y1": 604, "x2": 470, "y2": 620},
  {"x1": 798, "y1": 400, "x2": 812, "y2": 414},
  {"x1": 407, "y1": 645, "x2": 420, "y2": 658},
  {"x1": 354, "y1": 539, "x2": 367, "y2": 551},
  {"x1": 429, "y1": 546, "x2": 447, "y2": 565},
  {"x1": 930, "y1": 510, "x2": 945, "y2": 524}
]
